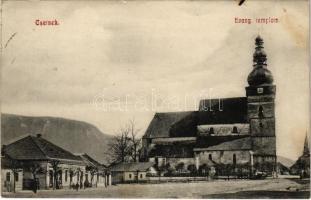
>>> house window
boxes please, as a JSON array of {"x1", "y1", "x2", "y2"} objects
[
  {"x1": 80, "y1": 172, "x2": 83, "y2": 182},
  {"x1": 85, "y1": 173, "x2": 88, "y2": 182},
  {"x1": 209, "y1": 127, "x2": 214, "y2": 135},
  {"x1": 65, "y1": 170, "x2": 68, "y2": 182},
  {"x1": 69, "y1": 171, "x2": 73, "y2": 182},
  {"x1": 259, "y1": 122, "x2": 263, "y2": 128},
  {"x1": 14, "y1": 172, "x2": 18, "y2": 182},
  {"x1": 59, "y1": 170, "x2": 63, "y2": 184},
  {"x1": 232, "y1": 126, "x2": 238, "y2": 133},
  {"x1": 129, "y1": 174, "x2": 132, "y2": 179},
  {"x1": 6, "y1": 172, "x2": 10, "y2": 182},
  {"x1": 209, "y1": 154, "x2": 212, "y2": 160},
  {"x1": 49, "y1": 170, "x2": 54, "y2": 187},
  {"x1": 140, "y1": 174, "x2": 143, "y2": 179},
  {"x1": 233, "y1": 154, "x2": 236, "y2": 165}
]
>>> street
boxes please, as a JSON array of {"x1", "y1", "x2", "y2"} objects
[{"x1": 2, "y1": 178, "x2": 310, "y2": 198}]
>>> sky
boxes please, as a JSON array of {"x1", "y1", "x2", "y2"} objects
[{"x1": 1, "y1": 0, "x2": 309, "y2": 161}]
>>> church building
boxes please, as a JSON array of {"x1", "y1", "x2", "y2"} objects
[{"x1": 141, "y1": 36, "x2": 277, "y2": 177}]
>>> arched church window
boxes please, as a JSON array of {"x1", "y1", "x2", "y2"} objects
[
  {"x1": 259, "y1": 122, "x2": 263, "y2": 128},
  {"x1": 209, "y1": 154, "x2": 212, "y2": 160},
  {"x1": 209, "y1": 127, "x2": 214, "y2": 135},
  {"x1": 233, "y1": 154, "x2": 236, "y2": 165},
  {"x1": 232, "y1": 126, "x2": 238, "y2": 133},
  {"x1": 258, "y1": 106, "x2": 264, "y2": 118}
]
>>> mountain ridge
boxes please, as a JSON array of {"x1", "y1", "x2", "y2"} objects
[{"x1": 1, "y1": 113, "x2": 113, "y2": 165}]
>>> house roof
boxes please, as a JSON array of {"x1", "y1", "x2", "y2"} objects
[
  {"x1": 111, "y1": 162, "x2": 154, "y2": 172},
  {"x1": 1, "y1": 156, "x2": 22, "y2": 169},
  {"x1": 3, "y1": 135, "x2": 83, "y2": 163},
  {"x1": 194, "y1": 137, "x2": 252, "y2": 151},
  {"x1": 75, "y1": 153, "x2": 106, "y2": 170}
]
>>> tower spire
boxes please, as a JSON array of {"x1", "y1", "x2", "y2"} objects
[
  {"x1": 253, "y1": 36, "x2": 267, "y2": 67},
  {"x1": 247, "y1": 36, "x2": 274, "y2": 86},
  {"x1": 303, "y1": 132, "x2": 309, "y2": 155}
]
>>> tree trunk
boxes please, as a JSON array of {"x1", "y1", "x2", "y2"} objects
[
  {"x1": 91, "y1": 175, "x2": 94, "y2": 187},
  {"x1": 12, "y1": 171, "x2": 16, "y2": 193},
  {"x1": 56, "y1": 173, "x2": 58, "y2": 189},
  {"x1": 33, "y1": 173, "x2": 37, "y2": 193},
  {"x1": 53, "y1": 172, "x2": 57, "y2": 190},
  {"x1": 133, "y1": 145, "x2": 137, "y2": 162}
]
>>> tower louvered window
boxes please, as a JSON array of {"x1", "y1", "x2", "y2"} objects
[{"x1": 232, "y1": 126, "x2": 238, "y2": 133}]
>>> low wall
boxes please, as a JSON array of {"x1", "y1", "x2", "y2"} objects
[{"x1": 147, "y1": 176, "x2": 210, "y2": 183}]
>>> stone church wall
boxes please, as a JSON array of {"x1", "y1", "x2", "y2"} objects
[
  {"x1": 250, "y1": 118, "x2": 275, "y2": 136},
  {"x1": 166, "y1": 157, "x2": 196, "y2": 169},
  {"x1": 247, "y1": 102, "x2": 274, "y2": 119},
  {"x1": 197, "y1": 150, "x2": 250, "y2": 165},
  {"x1": 197, "y1": 124, "x2": 249, "y2": 136},
  {"x1": 252, "y1": 137, "x2": 276, "y2": 155}
]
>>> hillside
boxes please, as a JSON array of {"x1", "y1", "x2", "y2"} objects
[{"x1": 1, "y1": 113, "x2": 113, "y2": 165}]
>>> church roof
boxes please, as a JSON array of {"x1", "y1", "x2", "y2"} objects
[
  {"x1": 144, "y1": 111, "x2": 197, "y2": 138},
  {"x1": 144, "y1": 97, "x2": 248, "y2": 139},
  {"x1": 3, "y1": 135, "x2": 83, "y2": 163},
  {"x1": 198, "y1": 97, "x2": 247, "y2": 125}
]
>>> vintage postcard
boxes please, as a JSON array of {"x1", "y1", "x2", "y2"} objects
[{"x1": 1, "y1": 0, "x2": 310, "y2": 198}]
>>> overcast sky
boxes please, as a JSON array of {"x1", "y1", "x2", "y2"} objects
[{"x1": 2, "y1": 0, "x2": 309, "y2": 161}]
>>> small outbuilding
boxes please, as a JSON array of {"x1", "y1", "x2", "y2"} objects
[{"x1": 111, "y1": 162, "x2": 156, "y2": 184}]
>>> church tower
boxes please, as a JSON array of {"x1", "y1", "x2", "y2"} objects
[
  {"x1": 246, "y1": 36, "x2": 277, "y2": 173},
  {"x1": 303, "y1": 133, "x2": 309, "y2": 156}
]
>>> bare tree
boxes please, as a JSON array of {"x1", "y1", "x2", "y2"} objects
[
  {"x1": 108, "y1": 119, "x2": 142, "y2": 164},
  {"x1": 128, "y1": 119, "x2": 141, "y2": 162},
  {"x1": 50, "y1": 160, "x2": 61, "y2": 190},
  {"x1": 90, "y1": 167, "x2": 98, "y2": 187},
  {"x1": 108, "y1": 126, "x2": 131, "y2": 164},
  {"x1": 23, "y1": 162, "x2": 45, "y2": 192}
]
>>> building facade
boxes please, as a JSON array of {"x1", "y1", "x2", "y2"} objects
[
  {"x1": 75, "y1": 153, "x2": 111, "y2": 187},
  {"x1": 111, "y1": 162, "x2": 156, "y2": 184},
  {"x1": 1, "y1": 156, "x2": 23, "y2": 192},
  {"x1": 141, "y1": 36, "x2": 277, "y2": 177},
  {"x1": 2, "y1": 134, "x2": 87, "y2": 190}
]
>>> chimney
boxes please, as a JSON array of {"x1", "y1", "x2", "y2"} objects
[{"x1": 36, "y1": 134, "x2": 42, "y2": 138}]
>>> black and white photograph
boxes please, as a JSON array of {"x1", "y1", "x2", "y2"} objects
[{"x1": 1, "y1": 0, "x2": 310, "y2": 198}]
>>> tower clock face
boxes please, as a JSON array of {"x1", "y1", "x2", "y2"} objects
[{"x1": 257, "y1": 88, "x2": 264, "y2": 94}]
